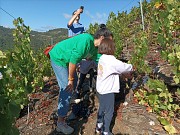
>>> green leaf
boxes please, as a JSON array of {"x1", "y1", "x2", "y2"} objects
[
  {"x1": 169, "y1": 111, "x2": 174, "y2": 117},
  {"x1": 177, "y1": 88, "x2": 180, "y2": 96},
  {"x1": 173, "y1": 76, "x2": 179, "y2": 84},
  {"x1": 159, "y1": 105, "x2": 167, "y2": 110},
  {"x1": 148, "y1": 94, "x2": 158, "y2": 103},
  {"x1": 139, "y1": 99, "x2": 146, "y2": 105},
  {"x1": 157, "y1": 88, "x2": 163, "y2": 92},
  {"x1": 158, "y1": 117, "x2": 170, "y2": 125},
  {"x1": 0, "y1": 96, "x2": 8, "y2": 108},
  {"x1": 8, "y1": 101, "x2": 20, "y2": 118},
  {"x1": 167, "y1": 0, "x2": 174, "y2": 4},
  {"x1": 169, "y1": 97, "x2": 173, "y2": 102},
  {"x1": 167, "y1": 104, "x2": 172, "y2": 110},
  {"x1": 0, "y1": 50, "x2": 6, "y2": 58},
  {"x1": 159, "y1": 92, "x2": 166, "y2": 98},
  {"x1": 163, "y1": 124, "x2": 177, "y2": 134}
]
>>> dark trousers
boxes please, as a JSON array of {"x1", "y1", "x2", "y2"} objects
[
  {"x1": 72, "y1": 69, "x2": 95, "y2": 116},
  {"x1": 97, "y1": 93, "x2": 114, "y2": 133}
]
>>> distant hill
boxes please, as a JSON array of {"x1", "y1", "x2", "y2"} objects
[{"x1": 0, "y1": 26, "x2": 68, "y2": 51}]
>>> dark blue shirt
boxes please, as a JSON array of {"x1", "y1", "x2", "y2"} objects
[{"x1": 68, "y1": 23, "x2": 85, "y2": 37}]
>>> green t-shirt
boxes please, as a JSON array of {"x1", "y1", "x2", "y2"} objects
[{"x1": 49, "y1": 33, "x2": 99, "y2": 67}]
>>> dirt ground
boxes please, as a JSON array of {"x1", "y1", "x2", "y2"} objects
[{"x1": 15, "y1": 76, "x2": 180, "y2": 135}]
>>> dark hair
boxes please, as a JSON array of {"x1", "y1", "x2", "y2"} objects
[
  {"x1": 98, "y1": 38, "x2": 115, "y2": 55},
  {"x1": 94, "y1": 24, "x2": 113, "y2": 39},
  {"x1": 99, "y1": 24, "x2": 106, "y2": 29},
  {"x1": 72, "y1": 10, "x2": 76, "y2": 15}
]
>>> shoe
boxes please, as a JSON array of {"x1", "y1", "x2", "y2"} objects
[
  {"x1": 67, "y1": 112, "x2": 77, "y2": 120},
  {"x1": 56, "y1": 122, "x2": 74, "y2": 134},
  {"x1": 102, "y1": 132, "x2": 113, "y2": 135},
  {"x1": 95, "y1": 126, "x2": 102, "y2": 134}
]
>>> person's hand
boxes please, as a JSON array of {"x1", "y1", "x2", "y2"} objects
[
  {"x1": 76, "y1": 8, "x2": 83, "y2": 14},
  {"x1": 65, "y1": 80, "x2": 74, "y2": 92},
  {"x1": 121, "y1": 71, "x2": 134, "y2": 79}
]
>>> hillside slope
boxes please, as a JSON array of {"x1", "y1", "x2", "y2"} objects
[{"x1": 0, "y1": 26, "x2": 68, "y2": 51}]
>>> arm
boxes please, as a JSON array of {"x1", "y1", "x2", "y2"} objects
[
  {"x1": 116, "y1": 61, "x2": 134, "y2": 79},
  {"x1": 66, "y1": 62, "x2": 77, "y2": 92},
  {"x1": 121, "y1": 71, "x2": 134, "y2": 79},
  {"x1": 115, "y1": 60, "x2": 133, "y2": 74},
  {"x1": 69, "y1": 62, "x2": 76, "y2": 79},
  {"x1": 67, "y1": 8, "x2": 83, "y2": 27}
]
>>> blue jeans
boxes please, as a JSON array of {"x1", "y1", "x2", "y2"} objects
[
  {"x1": 51, "y1": 60, "x2": 77, "y2": 117},
  {"x1": 97, "y1": 93, "x2": 114, "y2": 133}
]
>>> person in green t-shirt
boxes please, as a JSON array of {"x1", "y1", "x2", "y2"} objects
[{"x1": 49, "y1": 24, "x2": 113, "y2": 135}]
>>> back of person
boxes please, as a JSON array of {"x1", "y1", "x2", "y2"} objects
[
  {"x1": 96, "y1": 54, "x2": 132, "y2": 94},
  {"x1": 49, "y1": 33, "x2": 97, "y2": 67},
  {"x1": 79, "y1": 59, "x2": 97, "y2": 74},
  {"x1": 95, "y1": 38, "x2": 133, "y2": 135}
]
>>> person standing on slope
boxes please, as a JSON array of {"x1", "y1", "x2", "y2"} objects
[
  {"x1": 67, "y1": 6, "x2": 85, "y2": 37},
  {"x1": 95, "y1": 38, "x2": 134, "y2": 135}
]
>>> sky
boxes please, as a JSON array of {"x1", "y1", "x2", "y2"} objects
[{"x1": 0, "y1": 0, "x2": 150, "y2": 32}]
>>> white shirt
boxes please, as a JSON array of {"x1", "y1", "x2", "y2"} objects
[{"x1": 96, "y1": 54, "x2": 133, "y2": 94}]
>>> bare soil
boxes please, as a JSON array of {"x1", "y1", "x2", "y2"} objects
[{"x1": 15, "y1": 76, "x2": 180, "y2": 135}]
